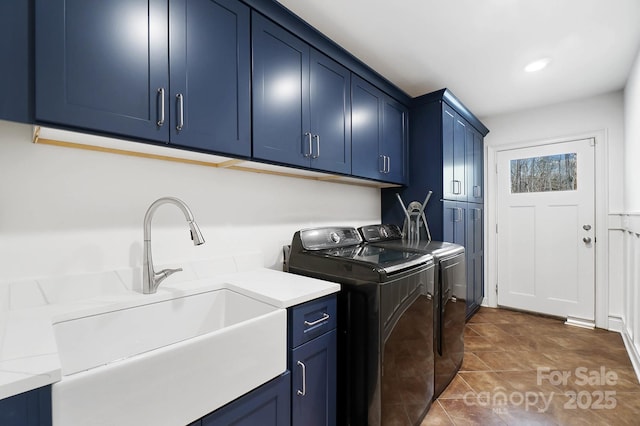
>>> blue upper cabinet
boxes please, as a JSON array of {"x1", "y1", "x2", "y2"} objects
[
  {"x1": 352, "y1": 75, "x2": 407, "y2": 184},
  {"x1": 252, "y1": 13, "x2": 351, "y2": 175},
  {"x1": 442, "y1": 103, "x2": 468, "y2": 201},
  {"x1": 0, "y1": 0, "x2": 33, "y2": 123},
  {"x1": 252, "y1": 13, "x2": 310, "y2": 168},
  {"x1": 382, "y1": 96, "x2": 408, "y2": 184},
  {"x1": 309, "y1": 50, "x2": 352, "y2": 175},
  {"x1": 169, "y1": 0, "x2": 251, "y2": 156},
  {"x1": 467, "y1": 127, "x2": 484, "y2": 203},
  {"x1": 35, "y1": 0, "x2": 250, "y2": 156},
  {"x1": 36, "y1": 0, "x2": 170, "y2": 142}
]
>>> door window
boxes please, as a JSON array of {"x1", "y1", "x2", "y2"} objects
[{"x1": 510, "y1": 153, "x2": 577, "y2": 193}]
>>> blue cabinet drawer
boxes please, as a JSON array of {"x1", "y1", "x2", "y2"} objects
[{"x1": 289, "y1": 295, "x2": 337, "y2": 348}]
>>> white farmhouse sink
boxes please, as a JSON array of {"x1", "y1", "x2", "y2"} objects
[{"x1": 51, "y1": 288, "x2": 286, "y2": 426}]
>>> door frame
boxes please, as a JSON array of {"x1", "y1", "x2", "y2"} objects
[{"x1": 485, "y1": 129, "x2": 609, "y2": 329}]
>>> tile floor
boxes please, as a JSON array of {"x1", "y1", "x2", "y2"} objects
[{"x1": 422, "y1": 307, "x2": 640, "y2": 425}]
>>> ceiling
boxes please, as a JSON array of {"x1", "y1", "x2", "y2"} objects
[{"x1": 277, "y1": 0, "x2": 640, "y2": 117}]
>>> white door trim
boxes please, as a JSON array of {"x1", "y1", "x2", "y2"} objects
[{"x1": 485, "y1": 129, "x2": 609, "y2": 329}]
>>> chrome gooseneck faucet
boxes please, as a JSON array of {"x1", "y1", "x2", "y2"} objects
[{"x1": 143, "y1": 197, "x2": 205, "y2": 294}]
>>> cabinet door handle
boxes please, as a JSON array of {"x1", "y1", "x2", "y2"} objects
[
  {"x1": 176, "y1": 93, "x2": 184, "y2": 131},
  {"x1": 297, "y1": 360, "x2": 307, "y2": 396},
  {"x1": 304, "y1": 312, "x2": 330, "y2": 327},
  {"x1": 303, "y1": 132, "x2": 312, "y2": 157},
  {"x1": 453, "y1": 180, "x2": 462, "y2": 195},
  {"x1": 379, "y1": 155, "x2": 385, "y2": 173},
  {"x1": 453, "y1": 207, "x2": 462, "y2": 222},
  {"x1": 311, "y1": 134, "x2": 320, "y2": 159},
  {"x1": 157, "y1": 88, "x2": 165, "y2": 127},
  {"x1": 386, "y1": 156, "x2": 391, "y2": 173}
]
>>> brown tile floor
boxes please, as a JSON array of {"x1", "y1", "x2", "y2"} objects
[{"x1": 422, "y1": 307, "x2": 640, "y2": 425}]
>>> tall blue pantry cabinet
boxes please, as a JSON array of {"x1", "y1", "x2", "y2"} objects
[{"x1": 382, "y1": 89, "x2": 489, "y2": 320}]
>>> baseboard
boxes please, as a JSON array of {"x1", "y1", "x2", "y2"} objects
[
  {"x1": 565, "y1": 316, "x2": 595, "y2": 329},
  {"x1": 621, "y1": 330, "x2": 640, "y2": 384},
  {"x1": 608, "y1": 316, "x2": 624, "y2": 332}
]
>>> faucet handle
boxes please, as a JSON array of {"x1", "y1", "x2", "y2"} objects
[
  {"x1": 161, "y1": 267, "x2": 183, "y2": 279},
  {"x1": 154, "y1": 267, "x2": 183, "y2": 289}
]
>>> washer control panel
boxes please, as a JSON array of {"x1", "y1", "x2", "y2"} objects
[{"x1": 299, "y1": 227, "x2": 362, "y2": 250}]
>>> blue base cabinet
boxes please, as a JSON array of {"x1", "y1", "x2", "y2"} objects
[
  {"x1": 35, "y1": 0, "x2": 250, "y2": 156},
  {"x1": 288, "y1": 295, "x2": 337, "y2": 426},
  {"x1": 200, "y1": 372, "x2": 291, "y2": 426},
  {"x1": 0, "y1": 386, "x2": 51, "y2": 426},
  {"x1": 291, "y1": 330, "x2": 337, "y2": 426}
]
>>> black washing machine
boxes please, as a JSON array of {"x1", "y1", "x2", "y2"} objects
[
  {"x1": 359, "y1": 224, "x2": 466, "y2": 399},
  {"x1": 287, "y1": 226, "x2": 435, "y2": 426}
]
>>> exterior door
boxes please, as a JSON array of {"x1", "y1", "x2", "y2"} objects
[{"x1": 496, "y1": 138, "x2": 595, "y2": 322}]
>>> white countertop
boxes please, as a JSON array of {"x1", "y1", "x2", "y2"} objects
[{"x1": 0, "y1": 257, "x2": 339, "y2": 400}]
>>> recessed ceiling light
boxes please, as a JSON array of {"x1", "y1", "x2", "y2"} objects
[{"x1": 524, "y1": 58, "x2": 551, "y2": 73}]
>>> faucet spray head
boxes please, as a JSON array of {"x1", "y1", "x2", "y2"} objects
[{"x1": 189, "y1": 221, "x2": 205, "y2": 246}]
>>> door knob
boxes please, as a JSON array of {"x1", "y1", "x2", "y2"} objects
[
  {"x1": 583, "y1": 237, "x2": 592, "y2": 244},
  {"x1": 583, "y1": 224, "x2": 592, "y2": 231}
]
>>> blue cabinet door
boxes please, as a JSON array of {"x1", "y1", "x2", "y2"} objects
[
  {"x1": 169, "y1": 0, "x2": 251, "y2": 156},
  {"x1": 0, "y1": 386, "x2": 51, "y2": 426},
  {"x1": 351, "y1": 75, "x2": 384, "y2": 181},
  {"x1": 36, "y1": 0, "x2": 170, "y2": 142},
  {"x1": 202, "y1": 372, "x2": 291, "y2": 426},
  {"x1": 467, "y1": 128, "x2": 484, "y2": 203},
  {"x1": 291, "y1": 330, "x2": 337, "y2": 426},
  {"x1": 442, "y1": 104, "x2": 467, "y2": 201},
  {"x1": 442, "y1": 201, "x2": 466, "y2": 247},
  {"x1": 382, "y1": 97, "x2": 408, "y2": 184},
  {"x1": 352, "y1": 75, "x2": 407, "y2": 184},
  {"x1": 252, "y1": 12, "x2": 310, "y2": 167},
  {"x1": 0, "y1": 0, "x2": 33, "y2": 123},
  {"x1": 465, "y1": 204, "x2": 484, "y2": 317},
  {"x1": 309, "y1": 49, "x2": 351, "y2": 174}
]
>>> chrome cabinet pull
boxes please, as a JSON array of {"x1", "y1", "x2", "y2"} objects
[
  {"x1": 583, "y1": 237, "x2": 592, "y2": 244},
  {"x1": 297, "y1": 361, "x2": 306, "y2": 396},
  {"x1": 303, "y1": 132, "x2": 312, "y2": 157},
  {"x1": 453, "y1": 207, "x2": 463, "y2": 222},
  {"x1": 304, "y1": 312, "x2": 330, "y2": 327},
  {"x1": 386, "y1": 156, "x2": 391, "y2": 173},
  {"x1": 380, "y1": 155, "x2": 390, "y2": 174},
  {"x1": 176, "y1": 93, "x2": 184, "y2": 131},
  {"x1": 312, "y1": 134, "x2": 320, "y2": 159},
  {"x1": 157, "y1": 88, "x2": 165, "y2": 126},
  {"x1": 453, "y1": 180, "x2": 462, "y2": 195},
  {"x1": 379, "y1": 155, "x2": 385, "y2": 173}
]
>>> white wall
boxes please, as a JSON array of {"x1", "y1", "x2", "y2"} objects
[
  {"x1": 481, "y1": 91, "x2": 625, "y2": 210},
  {"x1": 625, "y1": 48, "x2": 640, "y2": 212},
  {"x1": 0, "y1": 120, "x2": 380, "y2": 282},
  {"x1": 620, "y1": 47, "x2": 640, "y2": 376},
  {"x1": 479, "y1": 91, "x2": 625, "y2": 329}
]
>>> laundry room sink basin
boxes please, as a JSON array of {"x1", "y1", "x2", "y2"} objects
[{"x1": 51, "y1": 288, "x2": 287, "y2": 425}]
